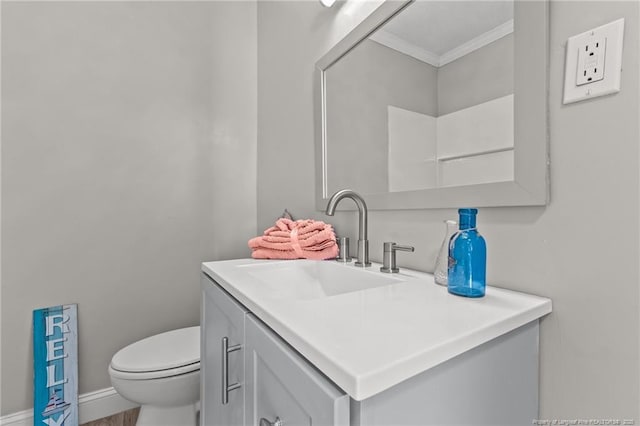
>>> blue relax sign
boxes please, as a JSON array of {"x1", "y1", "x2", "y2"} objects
[{"x1": 33, "y1": 305, "x2": 78, "y2": 426}]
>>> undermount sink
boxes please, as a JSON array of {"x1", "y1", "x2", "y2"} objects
[{"x1": 239, "y1": 260, "x2": 405, "y2": 300}]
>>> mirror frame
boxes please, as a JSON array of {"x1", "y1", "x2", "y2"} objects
[{"x1": 315, "y1": 0, "x2": 549, "y2": 210}]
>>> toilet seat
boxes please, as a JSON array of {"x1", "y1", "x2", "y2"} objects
[
  {"x1": 109, "y1": 326, "x2": 200, "y2": 381},
  {"x1": 109, "y1": 361, "x2": 200, "y2": 380}
]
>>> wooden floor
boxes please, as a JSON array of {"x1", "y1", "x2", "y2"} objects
[{"x1": 81, "y1": 407, "x2": 139, "y2": 426}]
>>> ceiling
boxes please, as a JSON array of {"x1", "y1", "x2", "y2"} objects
[{"x1": 369, "y1": 0, "x2": 514, "y2": 67}]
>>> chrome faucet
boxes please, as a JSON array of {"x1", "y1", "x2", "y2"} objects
[{"x1": 325, "y1": 189, "x2": 371, "y2": 267}]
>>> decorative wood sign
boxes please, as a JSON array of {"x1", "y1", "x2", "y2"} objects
[{"x1": 33, "y1": 304, "x2": 78, "y2": 426}]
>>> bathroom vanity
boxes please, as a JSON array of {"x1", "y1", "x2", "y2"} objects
[{"x1": 200, "y1": 259, "x2": 551, "y2": 426}]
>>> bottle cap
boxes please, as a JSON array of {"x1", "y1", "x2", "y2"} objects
[{"x1": 458, "y1": 208, "x2": 478, "y2": 215}]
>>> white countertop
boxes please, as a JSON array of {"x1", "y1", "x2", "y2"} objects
[{"x1": 202, "y1": 258, "x2": 552, "y2": 401}]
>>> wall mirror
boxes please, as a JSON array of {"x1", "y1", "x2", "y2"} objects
[{"x1": 315, "y1": 0, "x2": 548, "y2": 210}]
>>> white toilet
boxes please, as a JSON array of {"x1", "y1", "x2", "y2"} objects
[{"x1": 108, "y1": 326, "x2": 201, "y2": 426}]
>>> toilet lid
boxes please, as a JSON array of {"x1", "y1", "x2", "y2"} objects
[{"x1": 111, "y1": 326, "x2": 200, "y2": 374}]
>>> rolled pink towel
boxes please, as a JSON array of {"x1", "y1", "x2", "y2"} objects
[
  {"x1": 248, "y1": 218, "x2": 338, "y2": 260},
  {"x1": 257, "y1": 220, "x2": 336, "y2": 249}
]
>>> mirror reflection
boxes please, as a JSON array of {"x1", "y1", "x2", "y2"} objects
[{"x1": 324, "y1": 1, "x2": 514, "y2": 195}]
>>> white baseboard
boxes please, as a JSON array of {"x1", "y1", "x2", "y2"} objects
[{"x1": 0, "y1": 387, "x2": 139, "y2": 426}]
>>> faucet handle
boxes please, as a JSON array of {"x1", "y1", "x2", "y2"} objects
[
  {"x1": 380, "y1": 242, "x2": 415, "y2": 273},
  {"x1": 335, "y1": 237, "x2": 352, "y2": 263}
]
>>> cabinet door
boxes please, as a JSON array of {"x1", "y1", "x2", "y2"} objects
[
  {"x1": 201, "y1": 275, "x2": 248, "y2": 426},
  {"x1": 245, "y1": 315, "x2": 349, "y2": 426}
]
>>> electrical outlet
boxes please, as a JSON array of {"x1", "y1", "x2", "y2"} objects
[
  {"x1": 576, "y1": 37, "x2": 605, "y2": 85},
  {"x1": 563, "y1": 19, "x2": 624, "y2": 104}
]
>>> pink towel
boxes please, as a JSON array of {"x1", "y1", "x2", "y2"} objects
[{"x1": 249, "y1": 218, "x2": 338, "y2": 260}]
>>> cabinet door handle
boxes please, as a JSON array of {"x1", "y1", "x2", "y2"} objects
[
  {"x1": 222, "y1": 337, "x2": 242, "y2": 405},
  {"x1": 259, "y1": 417, "x2": 283, "y2": 426}
]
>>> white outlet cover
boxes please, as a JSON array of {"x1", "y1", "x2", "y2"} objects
[
  {"x1": 575, "y1": 36, "x2": 605, "y2": 85},
  {"x1": 563, "y1": 18, "x2": 625, "y2": 104}
]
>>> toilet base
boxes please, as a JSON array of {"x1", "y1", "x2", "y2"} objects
[{"x1": 136, "y1": 403, "x2": 198, "y2": 426}]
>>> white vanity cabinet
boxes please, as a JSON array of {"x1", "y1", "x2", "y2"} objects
[
  {"x1": 202, "y1": 274, "x2": 349, "y2": 426},
  {"x1": 201, "y1": 279, "x2": 248, "y2": 426},
  {"x1": 245, "y1": 315, "x2": 349, "y2": 426},
  {"x1": 348, "y1": 320, "x2": 540, "y2": 426},
  {"x1": 201, "y1": 260, "x2": 551, "y2": 426}
]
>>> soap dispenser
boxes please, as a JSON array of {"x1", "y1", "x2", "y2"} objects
[
  {"x1": 434, "y1": 220, "x2": 457, "y2": 286},
  {"x1": 448, "y1": 208, "x2": 486, "y2": 298}
]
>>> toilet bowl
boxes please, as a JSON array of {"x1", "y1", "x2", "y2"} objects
[{"x1": 108, "y1": 326, "x2": 200, "y2": 426}]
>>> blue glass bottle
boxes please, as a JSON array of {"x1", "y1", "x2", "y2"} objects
[{"x1": 448, "y1": 208, "x2": 486, "y2": 298}]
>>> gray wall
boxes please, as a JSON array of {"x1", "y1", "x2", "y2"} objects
[
  {"x1": 438, "y1": 33, "x2": 514, "y2": 115},
  {"x1": 257, "y1": 0, "x2": 639, "y2": 420},
  {"x1": 1, "y1": 1, "x2": 256, "y2": 414},
  {"x1": 326, "y1": 40, "x2": 437, "y2": 194},
  {"x1": 257, "y1": 0, "x2": 383, "y2": 226}
]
